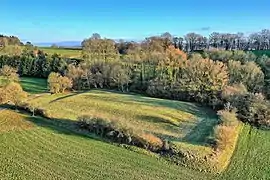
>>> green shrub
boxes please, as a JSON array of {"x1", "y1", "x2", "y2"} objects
[
  {"x1": 229, "y1": 93, "x2": 270, "y2": 127},
  {"x1": 227, "y1": 60, "x2": 264, "y2": 93}
]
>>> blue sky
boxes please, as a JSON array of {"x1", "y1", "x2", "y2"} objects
[{"x1": 1, "y1": 0, "x2": 270, "y2": 43}]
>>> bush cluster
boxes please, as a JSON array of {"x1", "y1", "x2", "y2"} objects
[
  {"x1": 48, "y1": 72, "x2": 72, "y2": 94},
  {"x1": 214, "y1": 109, "x2": 240, "y2": 151},
  {"x1": 229, "y1": 93, "x2": 270, "y2": 127},
  {"x1": 77, "y1": 115, "x2": 163, "y2": 152},
  {"x1": 0, "y1": 66, "x2": 27, "y2": 107}
]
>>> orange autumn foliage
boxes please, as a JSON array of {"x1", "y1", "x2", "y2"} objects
[
  {"x1": 166, "y1": 45, "x2": 187, "y2": 60},
  {"x1": 139, "y1": 133, "x2": 163, "y2": 149}
]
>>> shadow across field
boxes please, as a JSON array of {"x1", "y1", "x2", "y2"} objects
[
  {"x1": 85, "y1": 89, "x2": 213, "y2": 118},
  {"x1": 138, "y1": 115, "x2": 181, "y2": 127},
  {"x1": 20, "y1": 77, "x2": 47, "y2": 94},
  {"x1": 139, "y1": 114, "x2": 217, "y2": 146},
  {"x1": 32, "y1": 90, "x2": 218, "y2": 147},
  {"x1": 182, "y1": 118, "x2": 218, "y2": 145},
  {"x1": 25, "y1": 114, "x2": 105, "y2": 143},
  {"x1": 49, "y1": 91, "x2": 86, "y2": 103},
  {"x1": 1, "y1": 105, "x2": 103, "y2": 143}
]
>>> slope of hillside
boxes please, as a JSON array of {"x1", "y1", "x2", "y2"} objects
[
  {"x1": 27, "y1": 90, "x2": 218, "y2": 146},
  {"x1": 220, "y1": 125, "x2": 270, "y2": 179},
  {"x1": 1, "y1": 110, "x2": 269, "y2": 179},
  {"x1": 0, "y1": 110, "x2": 211, "y2": 180}
]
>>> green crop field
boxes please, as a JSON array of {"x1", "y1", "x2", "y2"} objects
[
  {"x1": 39, "y1": 47, "x2": 82, "y2": 58},
  {"x1": 220, "y1": 125, "x2": 270, "y2": 179},
  {"x1": 0, "y1": 110, "x2": 210, "y2": 180},
  {"x1": 0, "y1": 109, "x2": 269, "y2": 179}
]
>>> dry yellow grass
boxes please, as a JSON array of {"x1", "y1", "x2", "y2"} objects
[{"x1": 0, "y1": 110, "x2": 34, "y2": 133}]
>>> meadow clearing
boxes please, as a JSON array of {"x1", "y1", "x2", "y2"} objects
[{"x1": 39, "y1": 47, "x2": 82, "y2": 58}]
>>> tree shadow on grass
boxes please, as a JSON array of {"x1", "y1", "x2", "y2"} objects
[
  {"x1": 3, "y1": 105, "x2": 104, "y2": 143},
  {"x1": 49, "y1": 91, "x2": 87, "y2": 103},
  {"x1": 137, "y1": 114, "x2": 208, "y2": 143},
  {"x1": 136, "y1": 113, "x2": 218, "y2": 147},
  {"x1": 81, "y1": 89, "x2": 214, "y2": 118},
  {"x1": 20, "y1": 78, "x2": 48, "y2": 94},
  {"x1": 25, "y1": 115, "x2": 105, "y2": 143},
  {"x1": 182, "y1": 117, "x2": 218, "y2": 145}
]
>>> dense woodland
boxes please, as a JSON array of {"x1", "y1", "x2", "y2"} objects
[{"x1": 0, "y1": 30, "x2": 270, "y2": 128}]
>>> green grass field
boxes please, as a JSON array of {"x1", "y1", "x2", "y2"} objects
[
  {"x1": 251, "y1": 50, "x2": 270, "y2": 57},
  {"x1": 0, "y1": 109, "x2": 269, "y2": 179},
  {"x1": 21, "y1": 80, "x2": 243, "y2": 173},
  {"x1": 0, "y1": 110, "x2": 210, "y2": 180},
  {"x1": 39, "y1": 47, "x2": 82, "y2": 58},
  {"x1": 27, "y1": 89, "x2": 218, "y2": 146},
  {"x1": 220, "y1": 125, "x2": 270, "y2": 179},
  {"x1": 20, "y1": 77, "x2": 47, "y2": 94}
]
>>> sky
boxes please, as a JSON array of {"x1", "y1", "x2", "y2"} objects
[{"x1": 1, "y1": 0, "x2": 270, "y2": 43}]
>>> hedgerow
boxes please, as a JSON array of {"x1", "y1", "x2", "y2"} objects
[{"x1": 77, "y1": 115, "x2": 163, "y2": 152}]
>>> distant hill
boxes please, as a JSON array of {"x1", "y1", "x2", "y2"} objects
[{"x1": 34, "y1": 41, "x2": 81, "y2": 47}]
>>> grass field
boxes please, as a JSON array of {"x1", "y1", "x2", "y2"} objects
[
  {"x1": 251, "y1": 50, "x2": 270, "y2": 57},
  {"x1": 220, "y1": 125, "x2": 270, "y2": 179},
  {"x1": 39, "y1": 47, "x2": 82, "y2": 58},
  {"x1": 24, "y1": 85, "x2": 242, "y2": 173},
  {"x1": 0, "y1": 110, "x2": 210, "y2": 180},
  {"x1": 27, "y1": 90, "x2": 218, "y2": 146},
  {"x1": 18, "y1": 78, "x2": 240, "y2": 172},
  {"x1": 20, "y1": 77, "x2": 47, "y2": 94},
  {"x1": 0, "y1": 109, "x2": 269, "y2": 179}
]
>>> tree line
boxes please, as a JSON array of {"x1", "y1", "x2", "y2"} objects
[
  {"x1": 0, "y1": 47, "x2": 68, "y2": 78},
  {"x1": 113, "y1": 29, "x2": 270, "y2": 54}
]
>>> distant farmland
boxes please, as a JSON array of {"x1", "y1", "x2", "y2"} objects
[{"x1": 39, "y1": 47, "x2": 82, "y2": 58}]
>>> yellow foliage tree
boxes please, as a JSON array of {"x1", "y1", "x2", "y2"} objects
[
  {"x1": 0, "y1": 82, "x2": 27, "y2": 107},
  {"x1": 48, "y1": 72, "x2": 72, "y2": 94},
  {"x1": 0, "y1": 65, "x2": 19, "y2": 86}
]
